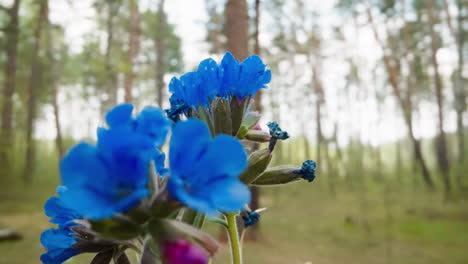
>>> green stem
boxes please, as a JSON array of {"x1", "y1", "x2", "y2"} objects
[{"x1": 226, "y1": 213, "x2": 242, "y2": 264}]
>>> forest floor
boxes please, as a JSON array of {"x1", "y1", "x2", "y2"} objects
[{"x1": 1, "y1": 173, "x2": 468, "y2": 264}]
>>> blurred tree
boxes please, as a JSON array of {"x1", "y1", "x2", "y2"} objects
[
  {"x1": 205, "y1": 0, "x2": 224, "y2": 54},
  {"x1": 123, "y1": 0, "x2": 140, "y2": 103},
  {"x1": 0, "y1": 0, "x2": 22, "y2": 179},
  {"x1": 141, "y1": 1, "x2": 183, "y2": 107},
  {"x1": 426, "y1": 0, "x2": 451, "y2": 193},
  {"x1": 225, "y1": 0, "x2": 249, "y2": 60},
  {"x1": 364, "y1": 2, "x2": 435, "y2": 189},
  {"x1": 155, "y1": 0, "x2": 167, "y2": 107},
  {"x1": 22, "y1": 0, "x2": 48, "y2": 183}
]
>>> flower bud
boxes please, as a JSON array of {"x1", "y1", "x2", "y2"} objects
[
  {"x1": 251, "y1": 165, "x2": 303, "y2": 185},
  {"x1": 267, "y1": 121, "x2": 289, "y2": 151},
  {"x1": 293, "y1": 160, "x2": 317, "y2": 182},
  {"x1": 163, "y1": 239, "x2": 209, "y2": 264},
  {"x1": 240, "y1": 148, "x2": 273, "y2": 184},
  {"x1": 241, "y1": 211, "x2": 260, "y2": 227},
  {"x1": 244, "y1": 130, "x2": 271, "y2": 143}
]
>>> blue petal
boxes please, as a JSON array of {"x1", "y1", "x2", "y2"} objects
[
  {"x1": 208, "y1": 179, "x2": 251, "y2": 212},
  {"x1": 105, "y1": 104, "x2": 134, "y2": 128},
  {"x1": 97, "y1": 127, "x2": 153, "y2": 187},
  {"x1": 44, "y1": 197, "x2": 81, "y2": 228},
  {"x1": 192, "y1": 135, "x2": 247, "y2": 185},
  {"x1": 154, "y1": 150, "x2": 169, "y2": 177},
  {"x1": 167, "y1": 176, "x2": 218, "y2": 216},
  {"x1": 60, "y1": 143, "x2": 118, "y2": 219},
  {"x1": 60, "y1": 143, "x2": 109, "y2": 188},
  {"x1": 220, "y1": 52, "x2": 240, "y2": 97},
  {"x1": 40, "y1": 228, "x2": 76, "y2": 250},
  {"x1": 169, "y1": 119, "x2": 211, "y2": 180},
  {"x1": 135, "y1": 106, "x2": 170, "y2": 147},
  {"x1": 197, "y1": 58, "x2": 220, "y2": 99},
  {"x1": 40, "y1": 248, "x2": 79, "y2": 264}
]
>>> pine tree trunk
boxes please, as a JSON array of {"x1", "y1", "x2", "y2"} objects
[
  {"x1": 427, "y1": 0, "x2": 451, "y2": 193},
  {"x1": 225, "y1": 0, "x2": 248, "y2": 60},
  {"x1": 45, "y1": 3, "x2": 64, "y2": 159},
  {"x1": 454, "y1": 0, "x2": 466, "y2": 164},
  {"x1": 102, "y1": 1, "x2": 119, "y2": 114},
  {"x1": 155, "y1": 0, "x2": 166, "y2": 107},
  {"x1": 0, "y1": 0, "x2": 21, "y2": 178},
  {"x1": 124, "y1": 0, "x2": 140, "y2": 103},
  {"x1": 23, "y1": 0, "x2": 47, "y2": 184}
]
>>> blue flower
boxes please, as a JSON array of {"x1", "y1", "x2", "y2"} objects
[
  {"x1": 168, "y1": 119, "x2": 250, "y2": 215},
  {"x1": 168, "y1": 52, "x2": 271, "y2": 109},
  {"x1": 242, "y1": 211, "x2": 260, "y2": 227},
  {"x1": 293, "y1": 160, "x2": 317, "y2": 182},
  {"x1": 40, "y1": 187, "x2": 82, "y2": 264},
  {"x1": 40, "y1": 228, "x2": 79, "y2": 264},
  {"x1": 60, "y1": 104, "x2": 170, "y2": 219}
]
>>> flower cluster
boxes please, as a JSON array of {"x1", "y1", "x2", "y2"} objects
[
  {"x1": 166, "y1": 52, "x2": 271, "y2": 121},
  {"x1": 39, "y1": 52, "x2": 316, "y2": 264}
]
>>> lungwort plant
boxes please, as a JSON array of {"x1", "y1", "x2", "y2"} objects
[{"x1": 40, "y1": 52, "x2": 317, "y2": 264}]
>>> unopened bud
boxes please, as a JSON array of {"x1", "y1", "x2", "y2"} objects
[
  {"x1": 251, "y1": 165, "x2": 303, "y2": 186},
  {"x1": 163, "y1": 239, "x2": 209, "y2": 264},
  {"x1": 240, "y1": 148, "x2": 273, "y2": 184},
  {"x1": 293, "y1": 160, "x2": 317, "y2": 182},
  {"x1": 244, "y1": 130, "x2": 271, "y2": 143}
]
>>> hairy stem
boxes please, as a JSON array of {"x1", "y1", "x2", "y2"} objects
[{"x1": 226, "y1": 213, "x2": 242, "y2": 264}]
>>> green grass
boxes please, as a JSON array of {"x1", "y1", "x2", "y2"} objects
[{"x1": 1, "y1": 159, "x2": 468, "y2": 264}]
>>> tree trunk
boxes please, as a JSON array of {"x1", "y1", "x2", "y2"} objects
[
  {"x1": 23, "y1": 0, "x2": 47, "y2": 183},
  {"x1": 225, "y1": 0, "x2": 249, "y2": 60},
  {"x1": 154, "y1": 0, "x2": 167, "y2": 107},
  {"x1": 155, "y1": 0, "x2": 167, "y2": 107},
  {"x1": 427, "y1": 0, "x2": 451, "y2": 193},
  {"x1": 367, "y1": 7, "x2": 435, "y2": 189},
  {"x1": 102, "y1": 1, "x2": 119, "y2": 114},
  {"x1": 454, "y1": 0, "x2": 466, "y2": 164},
  {"x1": 45, "y1": 3, "x2": 64, "y2": 159},
  {"x1": 124, "y1": 0, "x2": 140, "y2": 103},
  {"x1": 0, "y1": 0, "x2": 21, "y2": 178}
]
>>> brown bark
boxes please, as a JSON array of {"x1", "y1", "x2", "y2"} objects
[
  {"x1": 102, "y1": 1, "x2": 119, "y2": 114},
  {"x1": 0, "y1": 0, "x2": 21, "y2": 177},
  {"x1": 427, "y1": 0, "x2": 451, "y2": 193},
  {"x1": 23, "y1": 0, "x2": 48, "y2": 183},
  {"x1": 367, "y1": 7, "x2": 435, "y2": 189},
  {"x1": 155, "y1": 0, "x2": 166, "y2": 107},
  {"x1": 455, "y1": 0, "x2": 466, "y2": 165},
  {"x1": 225, "y1": 0, "x2": 249, "y2": 60},
  {"x1": 124, "y1": 0, "x2": 140, "y2": 103},
  {"x1": 45, "y1": 4, "x2": 64, "y2": 158}
]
